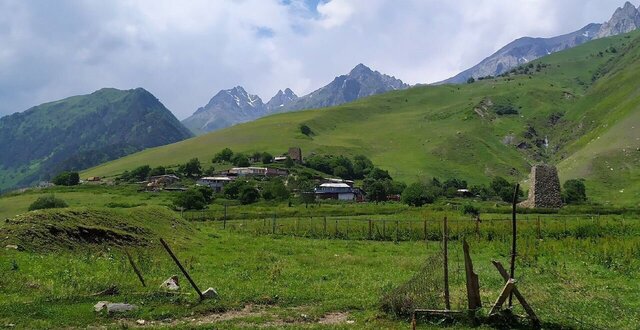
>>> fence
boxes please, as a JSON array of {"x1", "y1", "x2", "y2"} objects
[{"x1": 183, "y1": 212, "x2": 637, "y2": 242}]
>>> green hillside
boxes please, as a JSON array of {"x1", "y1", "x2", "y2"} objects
[
  {"x1": 0, "y1": 88, "x2": 193, "y2": 191},
  {"x1": 84, "y1": 32, "x2": 640, "y2": 205}
]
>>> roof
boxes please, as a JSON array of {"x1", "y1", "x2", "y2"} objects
[
  {"x1": 319, "y1": 183, "x2": 351, "y2": 188},
  {"x1": 199, "y1": 176, "x2": 234, "y2": 181}
]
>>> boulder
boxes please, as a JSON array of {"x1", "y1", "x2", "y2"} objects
[
  {"x1": 160, "y1": 275, "x2": 180, "y2": 291},
  {"x1": 202, "y1": 287, "x2": 219, "y2": 299},
  {"x1": 93, "y1": 301, "x2": 137, "y2": 313}
]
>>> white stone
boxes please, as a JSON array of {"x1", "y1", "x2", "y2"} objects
[
  {"x1": 160, "y1": 275, "x2": 180, "y2": 291},
  {"x1": 202, "y1": 287, "x2": 218, "y2": 299}
]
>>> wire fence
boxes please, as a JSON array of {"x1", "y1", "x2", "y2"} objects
[{"x1": 183, "y1": 211, "x2": 637, "y2": 242}]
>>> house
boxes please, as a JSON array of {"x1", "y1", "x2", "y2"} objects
[
  {"x1": 288, "y1": 147, "x2": 303, "y2": 163},
  {"x1": 273, "y1": 156, "x2": 288, "y2": 162},
  {"x1": 314, "y1": 182, "x2": 356, "y2": 201},
  {"x1": 86, "y1": 176, "x2": 101, "y2": 182},
  {"x1": 322, "y1": 178, "x2": 355, "y2": 187},
  {"x1": 197, "y1": 176, "x2": 235, "y2": 193},
  {"x1": 228, "y1": 167, "x2": 288, "y2": 177},
  {"x1": 149, "y1": 174, "x2": 180, "y2": 186}
]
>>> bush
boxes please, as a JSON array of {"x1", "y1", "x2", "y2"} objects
[
  {"x1": 231, "y1": 154, "x2": 250, "y2": 167},
  {"x1": 491, "y1": 176, "x2": 523, "y2": 202},
  {"x1": 563, "y1": 179, "x2": 586, "y2": 204},
  {"x1": 52, "y1": 171, "x2": 80, "y2": 186},
  {"x1": 239, "y1": 186, "x2": 260, "y2": 205},
  {"x1": 173, "y1": 188, "x2": 208, "y2": 210},
  {"x1": 213, "y1": 148, "x2": 234, "y2": 163},
  {"x1": 401, "y1": 183, "x2": 437, "y2": 207},
  {"x1": 182, "y1": 158, "x2": 202, "y2": 178},
  {"x1": 28, "y1": 195, "x2": 68, "y2": 211},
  {"x1": 262, "y1": 180, "x2": 290, "y2": 201},
  {"x1": 261, "y1": 152, "x2": 274, "y2": 164},
  {"x1": 462, "y1": 204, "x2": 480, "y2": 216},
  {"x1": 300, "y1": 124, "x2": 312, "y2": 136}
]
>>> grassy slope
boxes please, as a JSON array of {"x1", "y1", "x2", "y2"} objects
[{"x1": 83, "y1": 32, "x2": 639, "y2": 204}]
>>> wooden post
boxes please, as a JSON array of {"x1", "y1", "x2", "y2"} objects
[
  {"x1": 536, "y1": 216, "x2": 541, "y2": 239},
  {"x1": 272, "y1": 212, "x2": 276, "y2": 234},
  {"x1": 423, "y1": 219, "x2": 427, "y2": 241},
  {"x1": 323, "y1": 216, "x2": 327, "y2": 237},
  {"x1": 124, "y1": 249, "x2": 146, "y2": 287},
  {"x1": 395, "y1": 220, "x2": 399, "y2": 242},
  {"x1": 509, "y1": 184, "x2": 519, "y2": 308},
  {"x1": 489, "y1": 279, "x2": 515, "y2": 315},
  {"x1": 368, "y1": 220, "x2": 373, "y2": 239},
  {"x1": 159, "y1": 238, "x2": 204, "y2": 300},
  {"x1": 443, "y1": 216, "x2": 451, "y2": 310},
  {"x1": 463, "y1": 240, "x2": 481, "y2": 310},
  {"x1": 491, "y1": 260, "x2": 539, "y2": 323},
  {"x1": 223, "y1": 203, "x2": 227, "y2": 229},
  {"x1": 383, "y1": 220, "x2": 386, "y2": 239},
  {"x1": 475, "y1": 217, "x2": 480, "y2": 237},
  {"x1": 335, "y1": 219, "x2": 338, "y2": 237},
  {"x1": 296, "y1": 217, "x2": 299, "y2": 235}
]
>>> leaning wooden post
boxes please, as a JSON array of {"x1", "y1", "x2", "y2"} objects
[
  {"x1": 463, "y1": 239, "x2": 481, "y2": 311},
  {"x1": 159, "y1": 238, "x2": 204, "y2": 300},
  {"x1": 508, "y1": 183, "x2": 520, "y2": 308},
  {"x1": 124, "y1": 249, "x2": 146, "y2": 287},
  {"x1": 443, "y1": 216, "x2": 451, "y2": 310}
]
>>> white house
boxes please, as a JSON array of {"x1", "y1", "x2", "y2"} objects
[
  {"x1": 314, "y1": 182, "x2": 356, "y2": 201},
  {"x1": 196, "y1": 176, "x2": 235, "y2": 192}
]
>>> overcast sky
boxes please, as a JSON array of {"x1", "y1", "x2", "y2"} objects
[{"x1": 0, "y1": 0, "x2": 633, "y2": 119}]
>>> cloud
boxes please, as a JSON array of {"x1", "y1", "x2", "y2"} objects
[{"x1": 0, "y1": 0, "x2": 632, "y2": 119}]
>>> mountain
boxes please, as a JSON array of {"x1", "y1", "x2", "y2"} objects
[
  {"x1": 266, "y1": 88, "x2": 298, "y2": 111},
  {"x1": 84, "y1": 31, "x2": 640, "y2": 205},
  {"x1": 182, "y1": 64, "x2": 408, "y2": 134},
  {"x1": 276, "y1": 63, "x2": 409, "y2": 113},
  {"x1": 0, "y1": 88, "x2": 193, "y2": 191},
  {"x1": 182, "y1": 86, "x2": 269, "y2": 134},
  {"x1": 441, "y1": 1, "x2": 640, "y2": 84}
]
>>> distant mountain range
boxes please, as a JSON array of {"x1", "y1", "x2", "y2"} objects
[
  {"x1": 182, "y1": 63, "x2": 408, "y2": 134},
  {"x1": 440, "y1": 1, "x2": 640, "y2": 84},
  {"x1": 0, "y1": 88, "x2": 192, "y2": 191}
]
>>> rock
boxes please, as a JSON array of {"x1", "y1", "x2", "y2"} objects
[
  {"x1": 94, "y1": 301, "x2": 137, "y2": 313},
  {"x1": 5, "y1": 245, "x2": 19, "y2": 250},
  {"x1": 136, "y1": 319, "x2": 146, "y2": 325},
  {"x1": 94, "y1": 301, "x2": 109, "y2": 312},
  {"x1": 160, "y1": 275, "x2": 180, "y2": 291},
  {"x1": 106, "y1": 303, "x2": 137, "y2": 313},
  {"x1": 202, "y1": 287, "x2": 218, "y2": 299}
]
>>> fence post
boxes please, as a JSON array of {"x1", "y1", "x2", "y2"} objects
[
  {"x1": 223, "y1": 204, "x2": 227, "y2": 229},
  {"x1": 296, "y1": 217, "x2": 300, "y2": 235},
  {"x1": 423, "y1": 219, "x2": 427, "y2": 241},
  {"x1": 323, "y1": 216, "x2": 327, "y2": 237},
  {"x1": 537, "y1": 216, "x2": 541, "y2": 239},
  {"x1": 273, "y1": 212, "x2": 276, "y2": 234},
  {"x1": 443, "y1": 216, "x2": 451, "y2": 310},
  {"x1": 395, "y1": 220, "x2": 399, "y2": 242},
  {"x1": 383, "y1": 220, "x2": 386, "y2": 239},
  {"x1": 335, "y1": 219, "x2": 338, "y2": 238},
  {"x1": 346, "y1": 219, "x2": 349, "y2": 239},
  {"x1": 369, "y1": 220, "x2": 373, "y2": 240}
]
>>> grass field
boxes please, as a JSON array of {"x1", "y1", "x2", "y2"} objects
[
  {"x1": 80, "y1": 31, "x2": 640, "y2": 205},
  {"x1": 1, "y1": 205, "x2": 639, "y2": 329}
]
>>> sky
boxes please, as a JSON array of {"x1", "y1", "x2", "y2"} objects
[{"x1": 0, "y1": 0, "x2": 633, "y2": 119}]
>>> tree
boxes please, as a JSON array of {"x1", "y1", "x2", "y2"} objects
[
  {"x1": 231, "y1": 154, "x2": 250, "y2": 167},
  {"x1": 52, "y1": 171, "x2": 80, "y2": 186},
  {"x1": 213, "y1": 148, "x2": 234, "y2": 163},
  {"x1": 284, "y1": 156, "x2": 295, "y2": 168},
  {"x1": 366, "y1": 181, "x2": 388, "y2": 202},
  {"x1": 262, "y1": 180, "x2": 290, "y2": 201},
  {"x1": 223, "y1": 180, "x2": 251, "y2": 199},
  {"x1": 148, "y1": 166, "x2": 166, "y2": 177},
  {"x1": 183, "y1": 158, "x2": 202, "y2": 177},
  {"x1": 333, "y1": 165, "x2": 350, "y2": 179},
  {"x1": 490, "y1": 176, "x2": 523, "y2": 202},
  {"x1": 353, "y1": 155, "x2": 374, "y2": 179},
  {"x1": 563, "y1": 179, "x2": 586, "y2": 204},
  {"x1": 401, "y1": 183, "x2": 437, "y2": 207},
  {"x1": 28, "y1": 195, "x2": 68, "y2": 211},
  {"x1": 297, "y1": 179, "x2": 317, "y2": 206},
  {"x1": 239, "y1": 186, "x2": 260, "y2": 205},
  {"x1": 467, "y1": 77, "x2": 475, "y2": 84},
  {"x1": 261, "y1": 152, "x2": 274, "y2": 164},
  {"x1": 173, "y1": 188, "x2": 207, "y2": 210},
  {"x1": 195, "y1": 185, "x2": 214, "y2": 203},
  {"x1": 129, "y1": 165, "x2": 151, "y2": 182}
]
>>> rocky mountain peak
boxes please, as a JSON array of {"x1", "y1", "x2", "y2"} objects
[
  {"x1": 349, "y1": 63, "x2": 373, "y2": 76},
  {"x1": 596, "y1": 1, "x2": 640, "y2": 38},
  {"x1": 266, "y1": 88, "x2": 298, "y2": 111}
]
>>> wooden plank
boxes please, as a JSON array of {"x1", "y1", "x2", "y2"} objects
[
  {"x1": 463, "y1": 240, "x2": 481, "y2": 310},
  {"x1": 491, "y1": 260, "x2": 539, "y2": 322},
  {"x1": 124, "y1": 249, "x2": 146, "y2": 287},
  {"x1": 443, "y1": 216, "x2": 451, "y2": 310},
  {"x1": 489, "y1": 279, "x2": 515, "y2": 315}
]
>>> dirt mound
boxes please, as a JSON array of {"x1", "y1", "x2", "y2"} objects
[{"x1": 0, "y1": 206, "x2": 191, "y2": 251}]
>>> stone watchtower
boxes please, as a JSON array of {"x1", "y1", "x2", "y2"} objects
[{"x1": 520, "y1": 164, "x2": 563, "y2": 209}]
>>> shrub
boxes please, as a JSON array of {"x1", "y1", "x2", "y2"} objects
[
  {"x1": 261, "y1": 152, "x2": 274, "y2": 164},
  {"x1": 262, "y1": 180, "x2": 290, "y2": 201},
  {"x1": 182, "y1": 158, "x2": 202, "y2": 177},
  {"x1": 52, "y1": 171, "x2": 80, "y2": 186},
  {"x1": 462, "y1": 204, "x2": 480, "y2": 216},
  {"x1": 401, "y1": 183, "x2": 437, "y2": 207},
  {"x1": 300, "y1": 124, "x2": 312, "y2": 136},
  {"x1": 231, "y1": 154, "x2": 250, "y2": 167},
  {"x1": 28, "y1": 195, "x2": 68, "y2": 211},
  {"x1": 239, "y1": 186, "x2": 260, "y2": 205},
  {"x1": 213, "y1": 148, "x2": 234, "y2": 163},
  {"x1": 563, "y1": 179, "x2": 586, "y2": 204},
  {"x1": 173, "y1": 188, "x2": 208, "y2": 210}
]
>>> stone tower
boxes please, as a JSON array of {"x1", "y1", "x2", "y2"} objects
[{"x1": 520, "y1": 164, "x2": 562, "y2": 209}]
